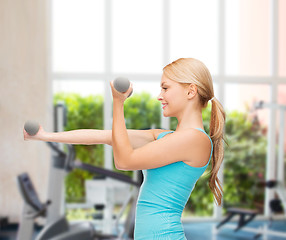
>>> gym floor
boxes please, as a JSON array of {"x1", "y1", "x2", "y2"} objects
[
  {"x1": 184, "y1": 220, "x2": 286, "y2": 240},
  {"x1": 1, "y1": 220, "x2": 285, "y2": 240}
]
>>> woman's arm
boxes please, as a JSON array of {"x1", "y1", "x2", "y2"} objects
[
  {"x1": 110, "y1": 81, "x2": 135, "y2": 169},
  {"x1": 110, "y1": 81, "x2": 209, "y2": 171},
  {"x1": 24, "y1": 125, "x2": 156, "y2": 148}
]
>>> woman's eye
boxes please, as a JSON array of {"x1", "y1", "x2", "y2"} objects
[{"x1": 162, "y1": 88, "x2": 167, "y2": 90}]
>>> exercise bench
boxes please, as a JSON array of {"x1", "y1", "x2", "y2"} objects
[{"x1": 216, "y1": 208, "x2": 258, "y2": 232}]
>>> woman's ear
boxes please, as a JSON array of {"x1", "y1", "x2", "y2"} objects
[{"x1": 187, "y1": 83, "x2": 197, "y2": 99}]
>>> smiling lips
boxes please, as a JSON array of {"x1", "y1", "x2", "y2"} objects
[{"x1": 162, "y1": 103, "x2": 168, "y2": 109}]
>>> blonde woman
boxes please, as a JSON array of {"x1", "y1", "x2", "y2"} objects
[{"x1": 24, "y1": 58, "x2": 226, "y2": 239}]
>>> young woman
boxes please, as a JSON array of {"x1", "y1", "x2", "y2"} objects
[{"x1": 24, "y1": 58, "x2": 226, "y2": 240}]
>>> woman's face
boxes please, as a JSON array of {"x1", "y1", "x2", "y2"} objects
[{"x1": 157, "y1": 74, "x2": 189, "y2": 117}]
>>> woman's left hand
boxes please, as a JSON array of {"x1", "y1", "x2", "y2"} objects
[{"x1": 110, "y1": 80, "x2": 133, "y2": 104}]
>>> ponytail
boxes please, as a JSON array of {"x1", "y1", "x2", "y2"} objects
[{"x1": 208, "y1": 97, "x2": 227, "y2": 206}]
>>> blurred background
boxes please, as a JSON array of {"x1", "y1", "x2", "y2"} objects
[{"x1": 1, "y1": 0, "x2": 286, "y2": 239}]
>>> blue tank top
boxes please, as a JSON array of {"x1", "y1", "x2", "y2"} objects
[{"x1": 134, "y1": 128, "x2": 213, "y2": 240}]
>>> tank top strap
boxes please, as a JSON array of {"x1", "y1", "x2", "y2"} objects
[{"x1": 157, "y1": 131, "x2": 174, "y2": 140}]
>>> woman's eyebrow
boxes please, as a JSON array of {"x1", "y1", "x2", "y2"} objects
[{"x1": 160, "y1": 82, "x2": 169, "y2": 87}]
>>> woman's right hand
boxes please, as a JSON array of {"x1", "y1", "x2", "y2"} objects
[{"x1": 23, "y1": 125, "x2": 45, "y2": 141}]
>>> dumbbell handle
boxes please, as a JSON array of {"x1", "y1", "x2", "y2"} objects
[{"x1": 24, "y1": 121, "x2": 40, "y2": 136}]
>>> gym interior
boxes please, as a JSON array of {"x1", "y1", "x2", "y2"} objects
[{"x1": 1, "y1": 0, "x2": 286, "y2": 239}]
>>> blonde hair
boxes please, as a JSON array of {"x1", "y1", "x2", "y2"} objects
[{"x1": 163, "y1": 58, "x2": 227, "y2": 206}]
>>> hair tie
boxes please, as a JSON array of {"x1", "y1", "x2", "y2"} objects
[{"x1": 210, "y1": 97, "x2": 215, "y2": 102}]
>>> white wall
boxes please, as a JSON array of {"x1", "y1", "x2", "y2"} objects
[{"x1": 0, "y1": 0, "x2": 52, "y2": 222}]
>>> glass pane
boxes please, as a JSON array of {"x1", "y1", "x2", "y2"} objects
[
  {"x1": 225, "y1": 0, "x2": 240, "y2": 75},
  {"x1": 112, "y1": 0, "x2": 163, "y2": 74},
  {"x1": 132, "y1": 81, "x2": 161, "y2": 99},
  {"x1": 224, "y1": 83, "x2": 270, "y2": 212},
  {"x1": 278, "y1": 84, "x2": 286, "y2": 186},
  {"x1": 170, "y1": 0, "x2": 219, "y2": 75},
  {"x1": 53, "y1": 80, "x2": 104, "y2": 96},
  {"x1": 225, "y1": 0, "x2": 271, "y2": 76},
  {"x1": 52, "y1": 0, "x2": 105, "y2": 73},
  {"x1": 53, "y1": 80, "x2": 105, "y2": 203},
  {"x1": 278, "y1": 0, "x2": 286, "y2": 76},
  {"x1": 124, "y1": 81, "x2": 161, "y2": 129},
  {"x1": 225, "y1": 83, "x2": 270, "y2": 113},
  {"x1": 278, "y1": 84, "x2": 286, "y2": 105}
]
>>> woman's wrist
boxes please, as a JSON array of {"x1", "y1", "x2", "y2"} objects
[
  {"x1": 113, "y1": 99, "x2": 124, "y2": 107},
  {"x1": 37, "y1": 130, "x2": 50, "y2": 142}
]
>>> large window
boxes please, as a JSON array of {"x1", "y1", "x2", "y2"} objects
[
  {"x1": 112, "y1": 0, "x2": 163, "y2": 73},
  {"x1": 170, "y1": 0, "x2": 219, "y2": 74},
  {"x1": 52, "y1": 0, "x2": 105, "y2": 73},
  {"x1": 52, "y1": 0, "x2": 286, "y2": 219}
]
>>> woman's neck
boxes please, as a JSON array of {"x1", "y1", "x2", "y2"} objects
[{"x1": 175, "y1": 109, "x2": 204, "y2": 132}]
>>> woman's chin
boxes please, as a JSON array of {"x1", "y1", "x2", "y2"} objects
[{"x1": 163, "y1": 110, "x2": 170, "y2": 117}]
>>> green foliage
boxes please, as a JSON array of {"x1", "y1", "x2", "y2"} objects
[
  {"x1": 124, "y1": 92, "x2": 161, "y2": 129},
  {"x1": 223, "y1": 110, "x2": 267, "y2": 211},
  {"x1": 54, "y1": 93, "x2": 104, "y2": 202},
  {"x1": 54, "y1": 93, "x2": 267, "y2": 216}
]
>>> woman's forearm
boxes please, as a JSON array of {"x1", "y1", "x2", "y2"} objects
[
  {"x1": 25, "y1": 123, "x2": 154, "y2": 147},
  {"x1": 40, "y1": 129, "x2": 112, "y2": 145},
  {"x1": 112, "y1": 101, "x2": 133, "y2": 169}
]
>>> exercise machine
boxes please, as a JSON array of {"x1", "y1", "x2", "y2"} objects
[
  {"x1": 253, "y1": 101, "x2": 286, "y2": 216},
  {"x1": 215, "y1": 101, "x2": 286, "y2": 239},
  {"x1": 17, "y1": 142, "x2": 142, "y2": 240}
]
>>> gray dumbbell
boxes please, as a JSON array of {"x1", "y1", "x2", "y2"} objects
[
  {"x1": 113, "y1": 77, "x2": 133, "y2": 97},
  {"x1": 24, "y1": 121, "x2": 40, "y2": 136}
]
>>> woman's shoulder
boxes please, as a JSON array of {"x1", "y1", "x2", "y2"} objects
[
  {"x1": 181, "y1": 128, "x2": 212, "y2": 146},
  {"x1": 152, "y1": 128, "x2": 211, "y2": 166}
]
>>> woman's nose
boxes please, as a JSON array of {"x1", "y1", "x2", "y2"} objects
[{"x1": 157, "y1": 94, "x2": 163, "y2": 101}]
